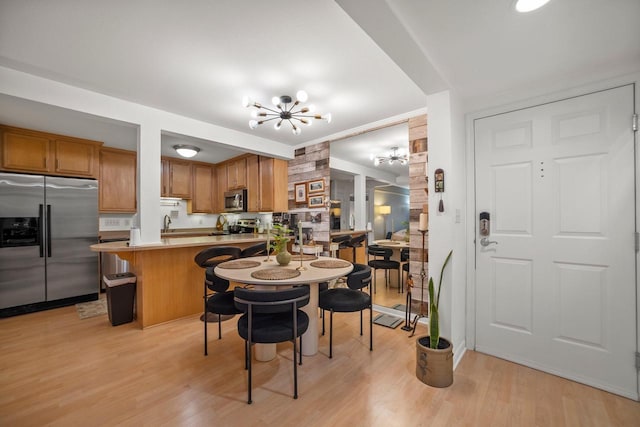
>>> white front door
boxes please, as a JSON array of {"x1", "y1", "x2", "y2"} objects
[{"x1": 474, "y1": 85, "x2": 638, "y2": 399}]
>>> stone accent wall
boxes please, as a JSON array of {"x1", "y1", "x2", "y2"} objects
[
  {"x1": 287, "y1": 141, "x2": 331, "y2": 248},
  {"x1": 407, "y1": 115, "x2": 429, "y2": 298}
]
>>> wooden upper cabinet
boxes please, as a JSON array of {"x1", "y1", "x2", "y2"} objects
[
  {"x1": 99, "y1": 147, "x2": 137, "y2": 213},
  {"x1": 0, "y1": 125, "x2": 101, "y2": 178},
  {"x1": 246, "y1": 154, "x2": 260, "y2": 212},
  {"x1": 189, "y1": 163, "x2": 214, "y2": 213},
  {"x1": 226, "y1": 156, "x2": 246, "y2": 189},
  {"x1": 161, "y1": 157, "x2": 192, "y2": 199},
  {"x1": 215, "y1": 163, "x2": 227, "y2": 212},
  {"x1": 53, "y1": 138, "x2": 99, "y2": 177},
  {"x1": 246, "y1": 155, "x2": 288, "y2": 212}
]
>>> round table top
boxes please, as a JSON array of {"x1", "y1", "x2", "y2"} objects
[
  {"x1": 373, "y1": 239, "x2": 410, "y2": 248},
  {"x1": 214, "y1": 255, "x2": 353, "y2": 286}
]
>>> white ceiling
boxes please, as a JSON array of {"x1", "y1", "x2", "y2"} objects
[{"x1": 0, "y1": 0, "x2": 638, "y2": 185}]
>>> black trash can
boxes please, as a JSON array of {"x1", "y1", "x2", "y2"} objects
[{"x1": 103, "y1": 272, "x2": 137, "y2": 326}]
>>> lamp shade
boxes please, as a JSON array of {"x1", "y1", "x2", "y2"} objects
[
  {"x1": 173, "y1": 145, "x2": 200, "y2": 158},
  {"x1": 379, "y1": 205, "x2": 391, "y2": 215}
]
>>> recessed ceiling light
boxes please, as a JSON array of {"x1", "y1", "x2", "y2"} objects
[{"x1": 515, "y1": 0, "x2": 551, "y2": 13}]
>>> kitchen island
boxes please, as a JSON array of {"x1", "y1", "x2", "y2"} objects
[{"x1": 91, "y1": 234, "x2": 266, "y2": 328}]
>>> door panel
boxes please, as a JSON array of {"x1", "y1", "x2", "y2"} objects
[{"x1": 475, "y1": 85, "x2": 637, "y2": 399}]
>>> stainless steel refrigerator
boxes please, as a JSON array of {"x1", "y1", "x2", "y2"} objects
[{"x1": 0, "y1": 172, "x2": 99, "y2": 315}]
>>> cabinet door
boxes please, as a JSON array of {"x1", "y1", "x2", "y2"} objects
[
  {"x1": 161, "y1": 159, "x2": 170, "y2": 197},
  {"x1": 169, "y1": 160, "x2": 192, "y2": 198},
  {"x1": 99, "y1": 148, "x2": 137, "y2": 213},
  {"x1": 227, "y1": 157, "x2": 247, "y2": 189},
  {"x1": 1, "y1": 129, "x2": 51, "y2": 173},
  {"x1": 246, "y1": 154, "x2": 260, "y2": 212},
  {"x1": 53, "y1": 138, "x2": 98, "y2": 177},
  {"x1": 215, "y1": 164, "x2": 227, "y2": 212},
  {"x1": 261, "y1": 157, "x2": 289, "y2": 212},
  {"x1": 191, "y1": 164, "x2": 214, "y2": 213}
]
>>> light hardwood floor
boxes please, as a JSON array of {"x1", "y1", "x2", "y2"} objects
[{"x1": 1, "y1": 300, "x2": 638, "y2": 426}]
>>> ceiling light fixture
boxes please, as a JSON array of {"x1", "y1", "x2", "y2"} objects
[
  {"x1": 515, "y1": 0, "x2": 551, "y2": 13},
  {"x1": 373, "y1": 146, "x2": 408, "y2": 166},
  {"x1": 242, "y1": 90, "x2": 331, "y2": 135},
  {"x1": 173, "y1": 145, "x2": 200, "y2": 158}
]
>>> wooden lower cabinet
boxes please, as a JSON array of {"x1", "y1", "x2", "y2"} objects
[{"x1": 99, "y1": 147, "x2": 137, "y2": 213}]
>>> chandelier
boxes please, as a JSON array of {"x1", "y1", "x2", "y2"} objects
[
  {"x1": 372, "y1": 146, "x2": 408, "y2": 166},
  {"x1": 242, "y1": 90, "x2": 331, "y2": 135}
]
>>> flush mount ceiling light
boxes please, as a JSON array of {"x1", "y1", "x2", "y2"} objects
[
  {"x1": 173, "y1": 145, "x2": 200, "y2": 158},
  {"x1": 242, "y1": 90, "x2": 331, "y2": 135},
  {"x1": 372, "y1": 146, "x2": 408, "y2": 166},
  {"x1": 515, "y1": 0, "x2": 551, "y2": 12}
]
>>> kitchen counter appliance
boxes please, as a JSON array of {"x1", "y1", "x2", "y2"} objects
[
  {"x1": 228, "y1": 218, "x2": 256, "y2": 234},
  {"x1": 0, "y1": 172, "x2": 99, "y2": 316}
]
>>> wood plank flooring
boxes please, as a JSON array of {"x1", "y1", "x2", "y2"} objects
[{"x1": 1, "y1": 300, "x2": 638, "y2": 426}]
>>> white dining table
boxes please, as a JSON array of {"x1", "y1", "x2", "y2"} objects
[{"x1": 214, "y1": 255, "x2": 353, "y2": 360}]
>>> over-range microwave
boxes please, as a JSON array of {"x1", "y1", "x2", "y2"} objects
[{"x1": 224, "y1": 189, "x2": 247, "y2": 212}]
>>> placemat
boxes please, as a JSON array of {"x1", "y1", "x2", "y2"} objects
[
  {"x1": 251, "y1": 268, "x2": 301, "y2": 280},
  {"x1": 291, "y1": 254, "x2": 318, "y2": 261},
  {"x1": 217, "y1": 260, "x2": 261, "y2": 269},
  {"x1": 310, "y1": 259, "x2": 351, "y2": 269}
]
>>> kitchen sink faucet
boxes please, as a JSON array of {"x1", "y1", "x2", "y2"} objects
[{"x1": 163, "y1": 214, "x2": 172, "y2": 232}]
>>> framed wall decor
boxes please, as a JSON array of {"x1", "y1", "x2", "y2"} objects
[
  {"x1": 308, "y1": 195, "x2": 325, "y2": 208},
  {"x1": 295, "y1": 182, "x2": 307, "y2": 204},
  {"x1": 307, "y1": 179, "x2": 324, "y2": 194}
]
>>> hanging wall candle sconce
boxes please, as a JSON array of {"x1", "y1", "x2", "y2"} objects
[{"x1": 434, "y1": 168, "x2": 445, "y2": 212}]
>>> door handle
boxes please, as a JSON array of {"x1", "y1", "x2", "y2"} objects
[{"x1": 480, "y1": 237, "x2": 498, "y2": 247}]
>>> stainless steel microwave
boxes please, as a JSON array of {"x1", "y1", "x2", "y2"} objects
[{"x1": 223, "y1": 189, "x2": 247, "y2": 212}]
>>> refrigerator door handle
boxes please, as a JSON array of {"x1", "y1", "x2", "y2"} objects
[
  {"x1": 39, "y1": 204, "x2": 44, "y2": 258},
  {"x1": 47, "y1": 204, "x2": 52, "y2": 257}
]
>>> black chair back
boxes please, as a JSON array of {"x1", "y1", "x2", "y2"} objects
[
  {"x1": 194, "y1": 246, "x2": 242, "y2": 268},
  {"x1": 401, "y1": 247, "x2": 409, "y2": 262},
  {"x1": 348, "y1": 234, "x2": 366, "y2": 248},
  {"x1": 347, "y1": 264, "x2": 372, "y2": 291},
  {"x1": 240, "y1": 242, "x2": 268, "y2": 258},
  {"x1": 234, "y1": 286, "x2": 310, "y2": 314},
  {"x1": 331, "y1": 234, "x2": 351, "y2": 247},
  {"x1": 368, "y1": 246, "x2": 392, "y2": 260}
]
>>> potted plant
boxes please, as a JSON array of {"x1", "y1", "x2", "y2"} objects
[
  {"x1": 416, "y1": 249, "x2": 453, "y2": 387},
  {"x1": 270, "y1": 224, "x2": 293, "y2": 266}
]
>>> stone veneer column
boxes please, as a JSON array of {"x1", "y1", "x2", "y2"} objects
[
  {"x1": 408, "y1": 115, "x2": 428, "y2": 303},
  {"x1": 287, "y1": 141, "x2": 331, "y2": 249}
]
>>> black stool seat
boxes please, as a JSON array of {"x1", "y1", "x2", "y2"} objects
[{"x1": 240, "y1": 242, "x2": 268, "y2": 258}]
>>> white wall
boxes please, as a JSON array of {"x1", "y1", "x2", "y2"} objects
[{"x1": 425, "y1": 90, "x2": 467, "y2": 366}]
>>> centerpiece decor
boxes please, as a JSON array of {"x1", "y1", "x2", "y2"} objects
[{"x1": 271, "y1": 224, "x2": 293, "y2": 266}]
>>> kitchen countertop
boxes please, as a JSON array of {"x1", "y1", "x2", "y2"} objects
[
  {"x1": 91, "y1": 233, "x2": 266, "y2": 252},
  {"x1": 329, "y1": 229, "x2": 368, "y2": 237}
]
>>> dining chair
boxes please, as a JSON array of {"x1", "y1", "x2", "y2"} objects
[
  {"x1": 234, "y1": 285, "x2": 310, "y2": 404},
  {"x1": 194, "y1": 246, "x2": 242, "y2": 356},
  {"x1": 240, "y1": 242, "x2": 268, "y2": 258},
  {"x1": 319, "y1": 264, "x2": 372, "y2": 358},
  {"x1": 330, "y1": 234, "x2": 351, "y2": 258},
  {"x1": 367, "y1": 246, "x2": 400, "y2": 294},
  {"x1": 345, "y1": 233, "x2": 367, "y2": 263}
]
